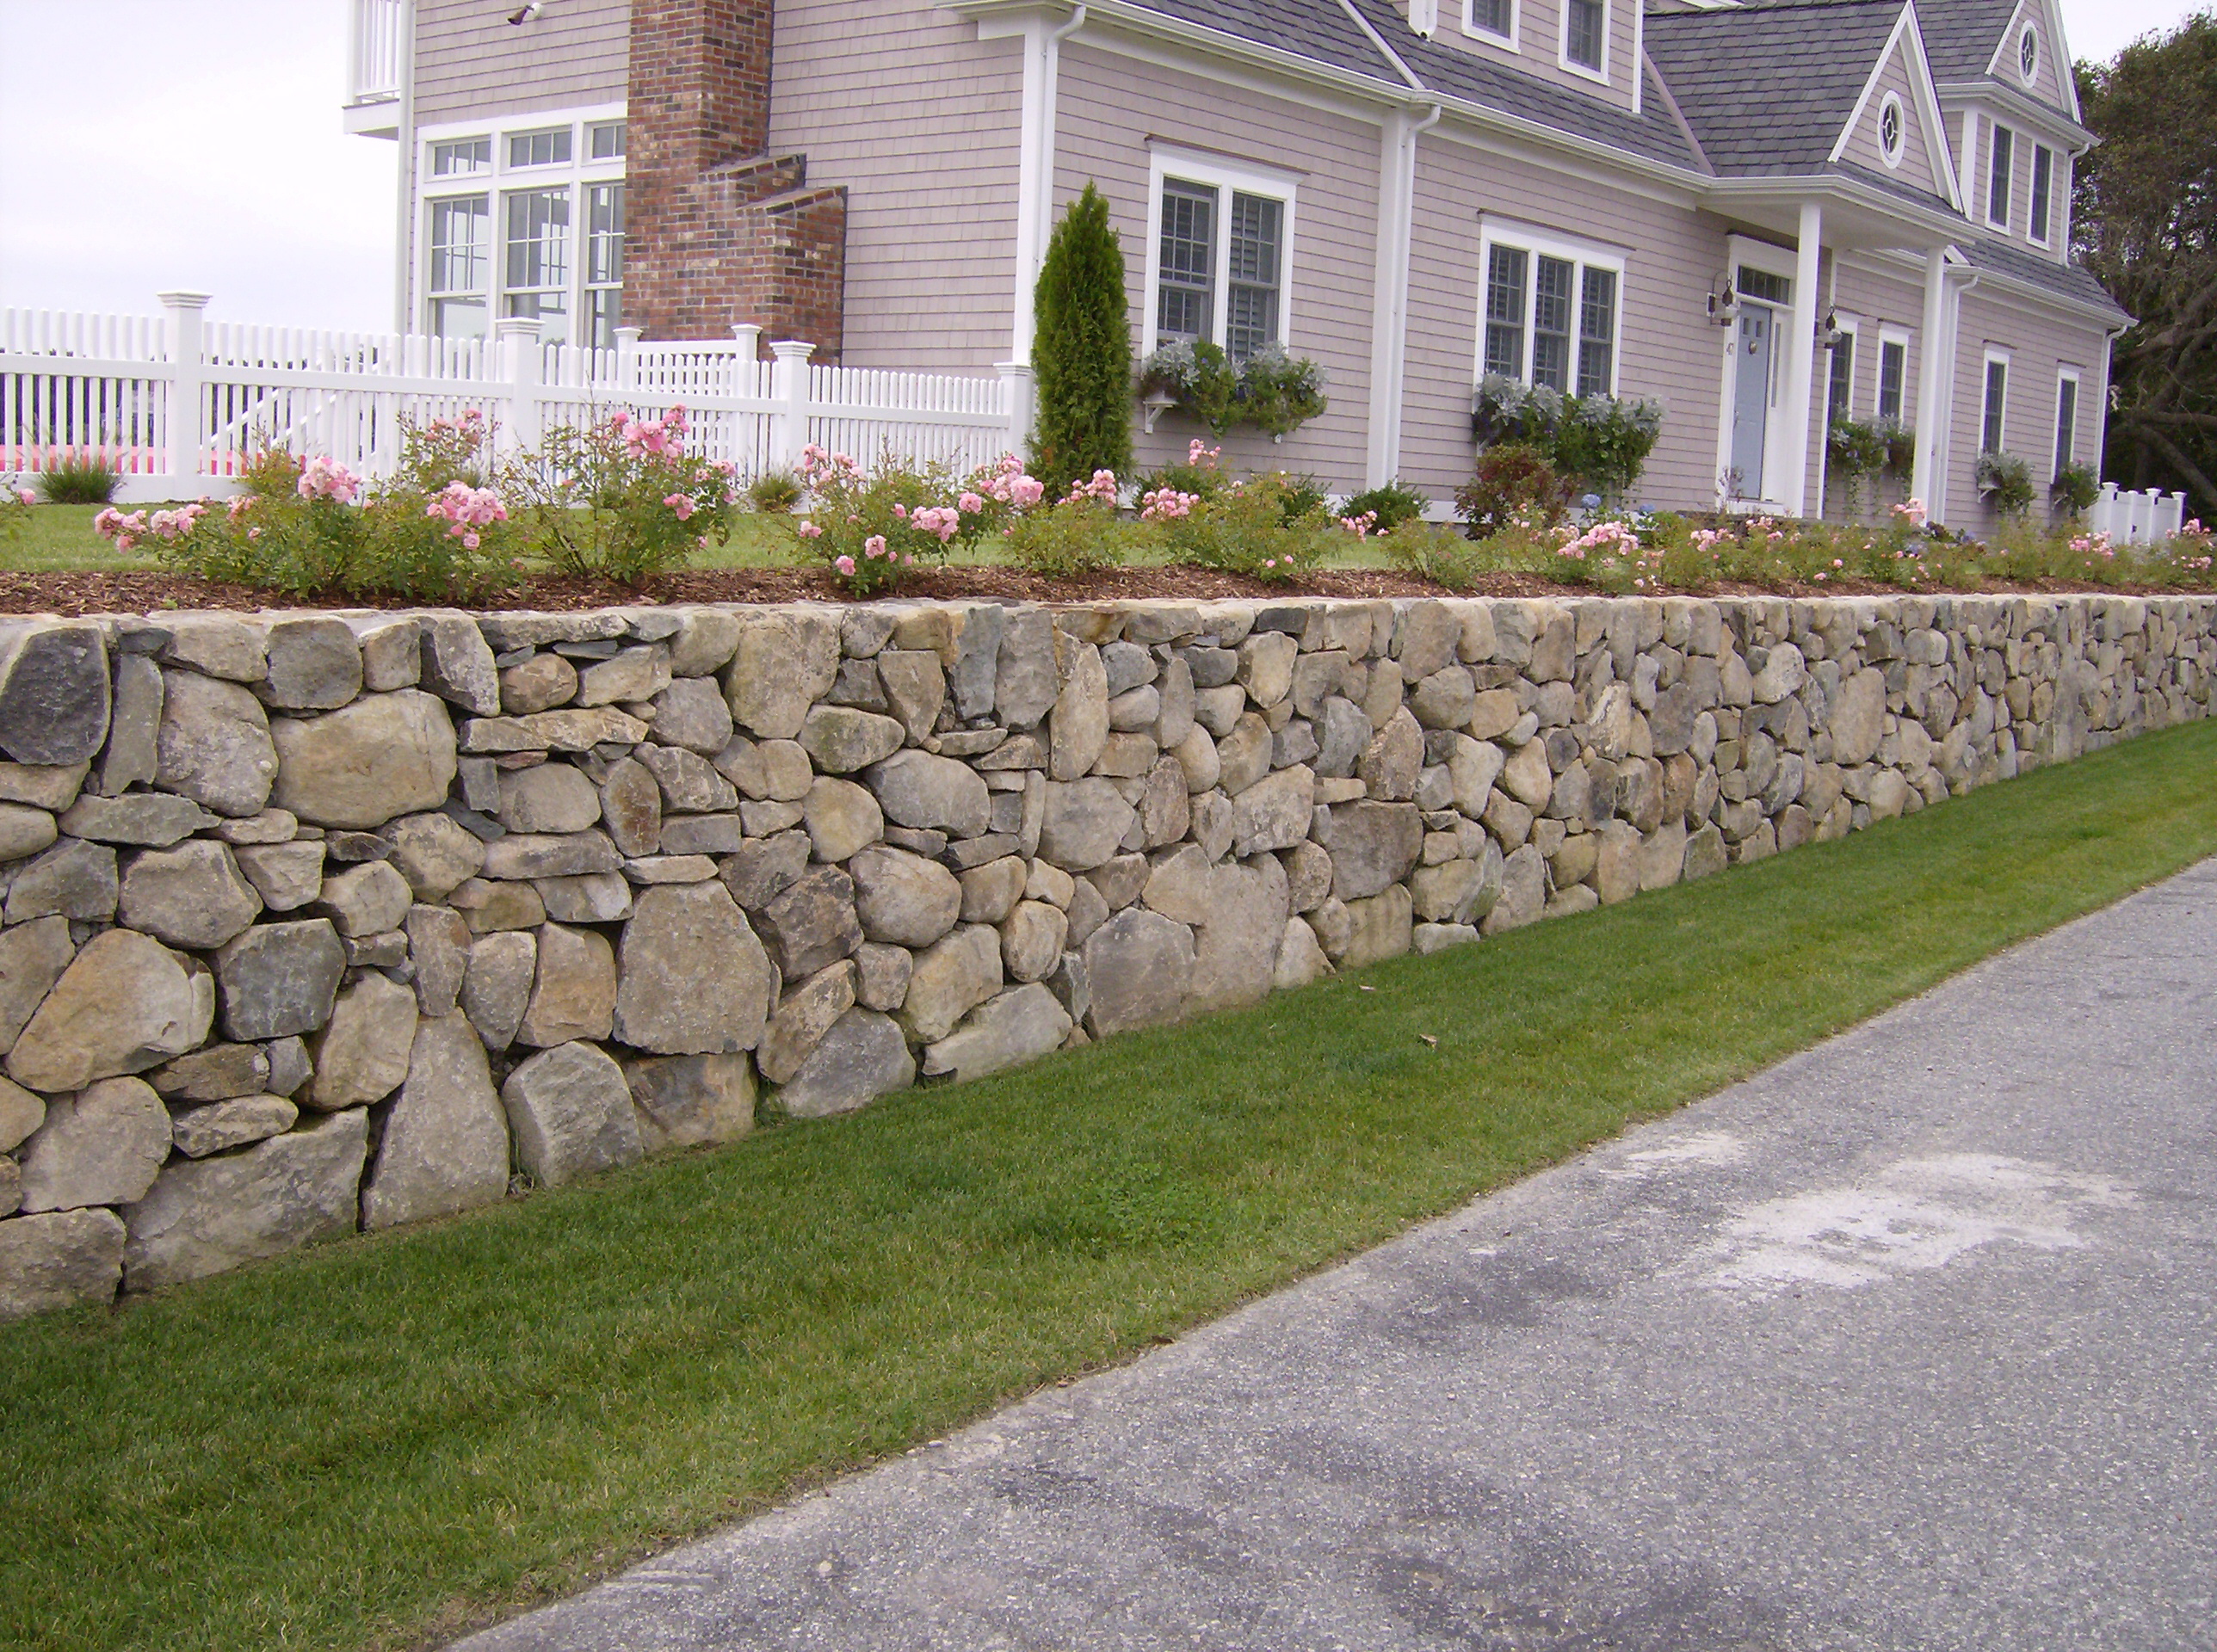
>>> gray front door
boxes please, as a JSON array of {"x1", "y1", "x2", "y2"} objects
[{"x1": 1731, "y1": 306, "x2": 1773, "y2": 498}]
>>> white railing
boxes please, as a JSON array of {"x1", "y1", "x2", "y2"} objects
[
  {"x1": 2, "y1": 295, "x2": 1028, "y2": 502},
  {"x1": 2086, "y1": 484, "x2": 2189, "y2": 546},
  {"x1": 347, "y1": 0, "x2": 404, "y2": 105}
]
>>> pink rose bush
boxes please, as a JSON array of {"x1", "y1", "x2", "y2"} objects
[
  {"x1": 503, "y1": 401, "x2": 740, "y2": 583},
  {"x1": 796, "y1": 445, "x2": 1049, "y2": 595}
]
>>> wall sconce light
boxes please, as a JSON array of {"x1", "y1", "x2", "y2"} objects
[
  {"x1": 1817, "y1": 309, "x2": 1845, "y2": 348},
  {"x1": 1708, "y1": 280, "x2": 1738, "y2": 326}
]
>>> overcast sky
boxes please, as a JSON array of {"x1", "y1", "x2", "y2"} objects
[{"x1": 0, "y1": 0, "x2": 2205, "y2": 334}]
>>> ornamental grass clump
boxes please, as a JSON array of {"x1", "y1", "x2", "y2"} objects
[
  {"x1": 502, "y1": 404, "x2": 742, "y2": 583},
  {"x1": 34, "y1": 452, "x2": 120, "y2": 505}
]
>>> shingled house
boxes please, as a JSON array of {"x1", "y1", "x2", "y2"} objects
[{"x1": 343, "y1": 0, "x2": 2124, "y2": 524}]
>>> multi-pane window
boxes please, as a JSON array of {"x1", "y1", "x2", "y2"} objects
[
  {"x1": 1153, "y1": 176, "x2": 1289, "y2": 361},
  {"x1": 1565, "y1": 0, "x2": 1603, "y2": 71},
  {"x1": 588, "y1": 120, "x2": 627, "y2": 161},
  {"x1": 1877, "y1": 336, "x2": 1906, "y2": 422},
  {"x1": 1981, "y1": 357, "x2": 2009, "y2": 452},
  {"x1": 432, "y1": 137, "x2": 491, "y2": 177},
  {"x1": 584, "y1": 182, "x2": 626, "y2": 349},
  {"x1": 2029, "y1": 145, "x2": 2054, "y2": 245},
  {"x1": 1469, "y1": 0, "x2": 1511, "y2": 38},
  {"x1": 1737, "y1": 265, "x2": 1790, "y2": 307},
  {"x1": 509, "y1": 126, "x2": 572, "y2": 169},
  {"x1": 1987, "y1": 124, "x2": 2014, "y2": 228},
  {"x1": 1481, "y1": 236, "x2": 1619, "y2": 395},
  {"x1": 504, "y1": 188, "x2": 571, "y2": 341},
  {"x1": 2053, "y1": 373, "x2": 2078, "y2": 478},
  {"x1": 1827, "y1": 330, "x2": 1856, "y2": 423},
  {"x1": 427, "y1": 195, "x2": 490, "y2": 339}
]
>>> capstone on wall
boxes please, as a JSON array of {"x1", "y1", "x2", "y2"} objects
[{"x1": 0, "y1": 589, "x2": 2208, "y2": 1319}]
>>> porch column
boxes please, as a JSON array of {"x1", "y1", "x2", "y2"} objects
[
  {"x1": 1007, "y1": 5, "x2": 1087, "y2": 367},
  {"x1": 1910, "y1": 245, "x2": 1948, "y2": 514},
  {"x1": 1364, "y1": 107, "x2": 1437, "y2": 490},
  {"x1": 1781, "y1": 201, "x2": 1822, "y2": 517}
]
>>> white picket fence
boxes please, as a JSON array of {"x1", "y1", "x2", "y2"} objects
[
  {"x1": 1, "y1": 294, "x2": 1029, "y2": 502},
  {"x1": 2085, "y1": 484, "x2": 2189, "y2": 546}
]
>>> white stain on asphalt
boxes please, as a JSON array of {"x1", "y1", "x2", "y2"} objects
[
  {"x1": 1608, "y1": 1129, "x2": 1750, "y2": 1178},
  {"x1": 1698, "y1": 1153, "x2": 2136, "y2": 1293}
]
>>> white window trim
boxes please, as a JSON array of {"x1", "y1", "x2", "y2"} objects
[
  {"x1": 1142, "y1": 144, "x2": 1301, "y2": 359},
  {"x1": 1985, "y1": 120, "x2": 2014, "y2": 231},
  {"x1": 1876, "y1": 325, "x2": 1911, "y2": 425},
  {"x1": 1981, "y1": 347, "x2": 2013, "y2": 453},
  {"x1": 1474, "y1": 215, "x2": 1626, "y2": 397},
  {"x1": 1877, "y1": 91, "x2": 1905, "y2": 170},
  {"x1": 416, "y1": 102, "x2": 627, "y2": 344},
  {"x1": 2027, "y1": 142, "x2": 2055, "y2": 248},
  {"x1": 2052, "y1": 366, "x2": 2081, "y2": 480},
  {"x1": 1558, "y1": 0, "x2": 1610, "y2": 84},
  {"x1": 1827, "y1": 316, "x2": 1862, "y2": 422},
  {"x1": 1463, "y1": 0, "x2": 1517, "y2": 48},
  {"x1": 1727, "y1": 232, "x2": 1799, "y2": 288},
  {"x1": 2018, "y1": 22, "x2": 2040, "y2": 87}
]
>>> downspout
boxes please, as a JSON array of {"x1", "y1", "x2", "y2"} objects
[
  {"x1": 1365, "y1": 102, "x2": 1442, "y2": 489},
  {"x1": 1010, "y1": 3, "x2": 1087, "y2": 366},
  {"x1": 1933, "y1": 268, "x2": 1981, "y2": 526}
]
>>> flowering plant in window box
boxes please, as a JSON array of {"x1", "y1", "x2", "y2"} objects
[
  {"x1": 1976, "y1": 449, "x2": 2035, "y2": 516},
  {"x1": 1471, "y1": 373, "x2": 1663, "y2": 502},
  {"x1": 2050, "y1": 459, "x2": 2100, "y2": 516},
  {"x1": 1138, "y1": 342, "x2": 1329, "y2": 438}
]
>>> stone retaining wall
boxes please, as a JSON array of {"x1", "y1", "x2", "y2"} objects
[{"x1": 0, "y1": 591, "x2": 2208, "y2": 1319}]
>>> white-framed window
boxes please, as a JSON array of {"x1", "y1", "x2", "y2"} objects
[
  {"x1": 2029, "y1": 145, "x2": 2055, "y2": 247},
  {"x1": 1478, "y1": 219, "x2": 1622, "y2": 397},
  {"x1": 2052, "y1": 367, "x2": 2080, "y2": 479},
  {"x1": 1877, "y1": 92, "x2": 1905, "y2": 169},
  {"x1": 1467, "y1": 0, "x2": 1514, "y2": 44},
  {"x1": 1877, "y1": 328, "x2": 1910, "y2": 424},
  {"x1": 1144, "y1": 146, "x2": 1298, "y2": 361},
  {"x1": 1981, "y1": 349, "x2": 2011, "y2": 453},
  {"x1": 1561, "y1": 0, "x2": 1608, "y2": 79},
  {"x1": 1986, "y1": 122, "x2": 2014, "y2": 230},
  {"x1": 419, "y1": 105, "x2": 626, "y2": 347},
  {"x1": 1827, "y1": 318, "x2": 1860, "y2": 423},
  {"x1": 2018, "y1": 23, "x2": 2039, "y2": 85}
]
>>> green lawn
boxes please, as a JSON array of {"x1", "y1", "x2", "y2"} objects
[{"x1": 5, "y1": 721, "x2": 2216, "y2": 1652}]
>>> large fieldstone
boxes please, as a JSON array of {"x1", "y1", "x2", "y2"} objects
[
  {"x1": 614, "y1": 882, "x2": 773, "y2": 1054},
  {"x1": 849, "y1": 846, "x2": 961, "y2": 949},
  {"x1": 1036, "y1": 778, "x2": 1137, "y2": 872},
  {"x1": 1000, "y1": 899, "x2": 1067, "y2": 983},
  {"x1": 56, "y1": 792, "x2": 213, "y2": 848},
  {"x1": 756, "y1": 865, "x2": 863, "y2": 980},
  {"x1": 170, "y1": 1094, "x2": 297, "y2": 1159},
  {"x1": 0, "y1": 1207, "x2": 126, "y2": 1321},
  {"x1": 418, "y1": 613, "x2": 502, "y2": 716},
  {"x1": 215, "y1": 920, "x2": 346, "y2": 1041},
  {"x1": 381, "y1": 812, "x2": 485, "y2": 901},
  {"x1": 4, "y1": 839, "x2": 118, "y2": 924},
  {"x1": 1341, "y1": 884, "x2": 1414, "y2": 967},
  {"x1": 1322, "y1": 801, "x2": 1423, "y2": 902},
  {"x1": 0, "y1": 622, "x2": 110, "y2": 766},
  {"x1": 756, "y1": 960, "x2": 856, "y2": 1085},
  {"x1": 307, "y1": 974, "x2": 417, "y2": 1109},
  {"x1": 95, "y1": 653, "x2": 162, "y2": 797},
  {"x1": 776, "y1": 1008, "x2": 914, "y2": 1118},
  {"x1": 1187, "y1": 856, "x2": 1289, "y2": 1014},
  {"x1": 1049, "y1": 639, "x2": 1109, "y2": 780},
  {"x1": 726, "y1": 611, "x2": 842, "y2": 739},
  {"x1": 896, "y1": 923, "x2": 1003, "y2": 1044},
  {"x1": 259, "y1": 617, "x2": 362, "y2": 711},
  {"x1": 498, "y1": 763, "x2": 602, "y2": 835},
  {"x1": 157, "y1": 669, "x2": 278, "y2": 817},
  {"x1": 121, "y1": 1108, "x2": 367, "y2": 1291},
  {"x1": 921, "y1": 983, "x2": 1071, "y2": 1082},
  {"x1": 1083, "y1": 908, "x2": 1195, "y2": 1038},
  {"x1": 625, "y1": 1052, "x2": 756, "y2": 1152},
  {"x1": 462, "y1": 929, "x2": 536, "y2": 1051},
  {"x1": 232, "y1": 841, "x2": 326, "y2": 913},
  {"x1": 269, "y1": 691, "x2": 459, "y2": 829},
  {"x1": 650, "y1": 675, "x2": 735, "y2": 755},
  {"x1": 314, "y1": 860, "x2": 412, "y2": 938},
  {"x1": 8, "y1": 929, "x2": 213, "y2": 1093},
  {"x1": 804, "y1": 776, "x2": 883, "y2": 864},
  {"x1": 799, "y1": 706, "x2": 906, "y2": 774},
  {"x1": 867, "y1": 750, "x2": 991, "y2": 840},
  {"x1": 361, "y1": 1014, "x2": 511, "y2": 1230},
  {"x1": 0, "y1": 915, "x2": 74, "y2": 1051},
  {"x1": 16, "y1": 1076, "x2": 170, "y2": 1212},
  {"x1": 1831, "y1": 668, "x2": 1887, "y2": 767},
  {"x1": 1229, "y1": 765, "x2": 1315, "y2": 856},
  {"x1": 517, "y1": 922, "x2": 617, "y2": 1047},
  {"x1": 0, "y1": 1075, "x2": 42, "y2": 1150},
  {"x1": 501, "y1": 1040, "x2": 642, "y2": 1187}
]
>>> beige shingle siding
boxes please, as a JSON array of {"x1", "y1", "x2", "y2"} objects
[
  {"x1": 768, "y1": 0, "x2": 1025, "y2": 369},
  {"x1": 413, "y1": 0, "x2": 631, "y2": 126},
  {"x1": 1053, "y1": 43, "x2": 1382, "y2": 491},
  {"x1": 1424, "y1": 0, "x2": 1644, "y2": 118},
  {"x1": 1948, "y1": 291, "x2": 2105, "y2": 524},
  {"x1": 1837, "y1": 38, "x2": 1947, "y2": 202},
  {"x1": 1399, "y1": 131, "x2": 1723, "y2": 505}
]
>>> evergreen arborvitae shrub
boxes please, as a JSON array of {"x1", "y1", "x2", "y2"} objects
[{"x1": 1031, "y1": 183, "x2": 1133, "y2": 496}]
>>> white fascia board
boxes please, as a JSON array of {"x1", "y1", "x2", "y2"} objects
[
  {"x1": 1700, "y1": 174, "x2": 1968, "y2": 245},
  {"x1": 1829, "y1": 4, "x2": 1912, "y2": 164},
  {"x1": 1931, "y1": 80, "x2": 2094, "y2": 152},
  {"x1": 1895, "y1": 4, "x2": 1964, "y2": 210},
  {"x1": 1853, "y1": 245, "x2": 2131, "y2": 330}
]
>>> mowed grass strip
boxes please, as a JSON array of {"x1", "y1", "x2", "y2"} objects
[{"x1": 6, "y1": 719, "x2": 2216, "y2": 1652}]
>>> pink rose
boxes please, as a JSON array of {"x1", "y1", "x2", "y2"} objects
[
  {"x1": 958, "y1": 492, "x2": 984, "y2": 515},
  {"x1": 14, "y1": 488, "x2": 33, "y2": 507},
  {"x1": 835, "y1": 555, "x2": 856, "y2": 576},
  {"x1": 864, "y1": 534, "x2": 888, "y2": 559},
  {"x1": 664, "y1": 491, "x2": 696, "y2": 521}
]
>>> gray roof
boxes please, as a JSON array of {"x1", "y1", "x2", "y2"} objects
[
  {"x1": 1961, "y1": 235, "x2": 2129, "y2": 319},
  {"x1": 1121, "y1": 0, "x2": 1405, "y2": 83},
  {"x1": 1905, "y1": 0, "x2": 2022, "y2": 83}
]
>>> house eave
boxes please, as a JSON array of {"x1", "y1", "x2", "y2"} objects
[
  {"x1": 1931, "y1": 79, "x2": 2095, "y2": 151},
  {"x1": 1697, "y1": 174, "x2": 1970, "y2": 250}
]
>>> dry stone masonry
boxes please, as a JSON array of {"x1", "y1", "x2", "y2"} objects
[{"x1": 0, "y1": 591, "x2": 2208, "y2": 1319}]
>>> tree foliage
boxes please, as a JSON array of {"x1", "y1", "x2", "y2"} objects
[
  {"x1": 2075, "y1": 13, "x2": 2217, "y2": 515},
  {"x1": 1030, "y1": 183, "x2": 1133, "y2": 496}
]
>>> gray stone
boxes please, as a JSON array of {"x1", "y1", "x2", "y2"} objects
[
  {"x1": 668, "y1": 608, "x2": 742, "y2": 677},
  {"x1": 1397, "y1": 601, "x2": 1461, "y2": 680},
  {"x1": 214, "y1": 920, "x2": 345, "y2": 1042},
  {"x1": 1410, "y1": 857, "x2": 1487, "y2": 924},
  {"x1": 307, "y1": 973, "x2": 417, "y2": 1109},
  {"x1": 0, "y1": 1076, "x2": 42, "y2": 1151},
  {"x1": 1187, "y1": 857, "x2": 1289, "y2": 1014},
  {"x1": 794, "y1": 706, "x2": 902, "y2": 775},
  {"x1": 719, "y1": 830, "x2": 811, "y2": 911},
  {"x1": 1411, "y1": 665, "x2": 1478, "y2": 730},
  {"x1": 419, "y1": 613, "x2": 503, "y2": 716},
  {"x1": 57, "y1": 791, "x2": 213, "y2": 848},
  {"x1": 922, "y1": 983, "x2": 1071, "y2": 1082},
  {"x1": 259, "y1": 618, "x2": 361, "y2": 711},
  {"x1": 880, "y1": 649, "x2": 948, "y2": 743},
  {"x1": 1752, "y1": 641, "x2": 1809, "y2": 705},
  {"x1": 614, "y1": 882, "x2": 774, "y2": 1055},
  {"x1": 1134, "y1": 754, "x2": 1192, "y2": 849},
  {"x1": 499, "y1": 762, "x2": 602, "y2": 835},
  {"x1": 262, "y1": 1035, "x2": 311, "y2": 1097},
  {"x1": 1086, "y1": 852, "x2": 1151, "y2": 913},
  {"x1": 849, "y1": 846, "x2": 962, "y2": 949},
  {"x1": 8, "y1": 928, "x2": 212, "y2": 1092},
  {"x1": 757, "y1": 960, "x2": 857, "y2": 1085},
  {"x1": 380, "y1": 812, "x2": 485, "y2": 902},
  {"x1": 726, "y1": 611, "x2": 842, "y2": 739},
  {"x1": 1342, "y1": 884, "x2": 1415, "y2": 967},
  {"x1": 459, "y1": 706, "x2": 648, "y2": 754},
  {"x1": 0, "y1": 760, "x2": 85, "y2": 812},
  {"x1": 1685, "y1": 821, "x2": 1731, "y2": 878},
  {"x1": 481, "y1": 829, "x2": 623, "y2": 880},
  {"x1": 1314, "y1": 696, "x2": 1370, "y2": 778},
  {"x1": 534, "y1": 871, "x2": 633, "y2": 923},
  {"x1": 502, "y1": 1040, "x2": 642, "y2": 1187},
  {"x1": 1230, "y1": 765, "x2": 1315, "y2": 856},
  {"x1": 896, "y1": 923, "x2": 1004, "y2": 1044},
  {"x1": 1499, "y1": 737, "x2": 1553, "y2": 811},
  {"x1": 867, "y1": 750, "x2": 991, "y2": 839},
  {"x1": 639, "y1": 743, "x2": 738, "y2": 813},
  {"x1": 156, "y1": 669, "x2": 278, "y2": 818},
  {"x1": 270, "y1": 691, "x2": 458, "y2": 829},
  {"x1": 995, "y1": 610, "x2": 1059, "y2": 730},
  {"x1": 659, "y1": 815, "x2": 746, "y2": 857},
  {"x1": 95, "y1": 653, "x2": 163, "y2": 797},
  {"x1": 1050, "y1": 639, "x2": 1109, "y2": 780},
  {"x1": 114, "y1": 839, "x2": 262, "y2": 948},
  {"x1": 1236, "y1": 632, "x2": 1299, "y2": 707},
  {"x1": 0, "y1": 802, "x2": 56, "y2": 862},
  {"x1": 1000, "y1": 899, "x2": 1068, "y2": 983},
  {"x1": 119, "y1": 1108, "x2": 364, "y2": 1291},
  {"x1": 598, "y1": 756, "x2": 663, "y2": 857},
  {"x1": 1037, "y1": 778, "x2": 1137, "y2": 873},
  {"x1": 959, "y1": 855, "x2": 1028, "y2": 924},
  {"x1": 0, "y1": 1207, "x2": 126, "y2": 1321},
  {"x1": 1083, "y1": 908, "x2": 1195, "y2": 1037},
  {"x1": 714, "y1": 736, "x2": 814, "y2": 802},
  {"x1": 1359, "y1": 707, "x2": 1424, "y2": 801},
  {"x1": 158, "y1": 614, "x2": 265, "y2": 682},
  {"x1": 1322, "y1": 801, "x2": 1423, "y2": 901},
  {"x1": 1102, "y1": 640, "x2": 1158, "y2": 698},
  {"x1": 213, "y1": 806, "x2": 298, "y2": 845},
  {"x1": 626, "y1": 1052, "x2": 756, "y2": 1153},
  {"x1": 578, "y1": 644, "x2": 670, "y2": 708},
  {"x1": 945, "y1": 604, "x2": 1005, "y2": 720},
  {"x1": 501, "y1": 652, "x2": 578, "y2": 714},
  {"x1": 353, "y1": 617, "x2": 423, "y2": 691},
  {"x1": 3, "y1": 841, "x2": 116, "y2": 926},
  {"x1": 1448, "y1": 734, "x2": 1506, "y2": 817},
  {"x1": 801, "y1": 776, "x2": 882, "y2": 864},
  {"x1": 361, "y1": 1014, "x2": 510, "y2": 1229},
  {"x1": 777, "y1": 1008, "x2": 914, "y2": 1119},
  {"x1": 16, "y1": 1076, "x2": 170, "y2": 1211},
  {"x1": 462, "y1": 929, "x2": 535, "y2": 1051},
  {"x1": 406, "y1": 903, "x2": 472, "y2": 1016},
  {"x1": 1639, "y1": 820, "x2": 1689, "y2": 892},
  {"x1": 854, "y1": 941, "x2": 912, "y2": 1012},
  {"x1": 0, "y1": 621, "x2": 110, "y2": 765},
  {"x1": 150, "y1": 1040, "x2": 269, "y2": 1104},
  {"x1": 170, "y1": 1094, "x2": 297, "y2": 1159},
  {"x1": 1213, "y1": 713, "x2": 1273, "y2": 798},
  {"x1": 517, "y1": 922, "x2": 617, "y2": 1047},
  {"x1": 313, "y1": 859, "x2": 412, "y2": 939},
  {"x1": 1831, "y1": 668, "x2": 1887, "y2": 766},
  {"x1": 452, "y1": 878, "x2": 546, "y2": 933},
  {"x1": 1272, "y1": 915, "x2": 1332, "y2": 988}
]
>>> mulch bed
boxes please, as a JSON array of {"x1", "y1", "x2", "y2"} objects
[{"x1": 0, "y1": 564, "x2": 2189, "y2": 618}]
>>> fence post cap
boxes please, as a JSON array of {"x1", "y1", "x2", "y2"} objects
[
  {"x1": 492, "y1": 316, "x2": 545, "y2": 342},
  {"x1": 156, "y1": 291, "x2": 213, "y2": 311},
  {"x1": 768, "y1": 339, "x2": 816, "y2": 361}
]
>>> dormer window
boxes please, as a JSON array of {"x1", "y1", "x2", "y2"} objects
[
  {"x1": 2019, "y1": 25, "x2": 2038, "y2": 84},
  {"x1": 1878, "y1": 94, "x2": 1904, "y2": 168},
  {"x1": 1468, "y1": 0, "x2": 1513, "y2": 42},
  {"x1": 1564, "y1": 0, "x2": 1605, "y2": 76}
]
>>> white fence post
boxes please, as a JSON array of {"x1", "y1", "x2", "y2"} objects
[
  {"x1": 731, "y1": 324, "x2": 763, "y2": 366},
  {"x1": 158, "y1": 291, "x2": 211, "y2": 486},
  {"x1": 493, "y1": 315, "x2": 545, "y2": 459},
  {"x1": 614, "y1": 325, "x2": 642, "y2": 395},
  {"x1": 769, "y1": 339, "x2": 814, "y2": 473},
  {"x1": 996, "y1": 360, "x2": 1034, "y2": 461},
  {"x1": 2159, "y1": 490, "x2": 2187, "y2": 539}
]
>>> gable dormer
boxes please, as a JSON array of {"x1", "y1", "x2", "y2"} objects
[
  {"x1": 1831, "y1": 3, "x2": 1960, "y2": 211},
  {"x1": 1920, "y1": 0, "x2": 2090, "y2": 262},
  {"x1": 1980, "y1": 0, "x2": 2079, "y2": 119}
]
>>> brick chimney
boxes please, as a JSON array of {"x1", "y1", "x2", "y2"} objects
[{"x1": 624, "y1": 0, "x2": 847, "y2": 358}]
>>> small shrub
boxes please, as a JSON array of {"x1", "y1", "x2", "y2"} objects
[
  {"x1": 1004, "y1": 496, "x2": 1127, "y2": 577},
  {"x1": 1455, "y1": 443, "x2": 1570, "y2": 539},
  {"x1": 1134, "y1": 439, "x2": 1231, "y2": 503},
  {"x1": 38, "y1": 453, "x2": 120, "y2": 505},
  {"x1": 1382, "y1": 519, "x2": 1484, "y2": 587},
  {"x1": 502, "y1": 405, "x2": 741, "y2": 584},
  {"x1": 1152, "y1": 471, "x2": 1329, "y2": 583},
  {"x1": 2051, "y1": 459, "x2": 2101, "y2": 515},
  {"x1": 748, "y1": 468, "x2": 803, "y2": 513},
  {"x1": 396, "y1": 410, "x2": 495, "y2": 492},
  {"x1": 2, "y1": 484, "x2": 34, "y2": 543},
  {"x1": 1031, "y1": 182, "x2": 1134, "y2": 496},
  {"x1": 1341, "y1": 478, "x2": 1431, "y2": 532},
  {"x1": 1977, "y1": 449, "x2": 2035, "y2": 517},
  {"x1": 800, "y1": 448, "x2": 1046, "y2": 596}
]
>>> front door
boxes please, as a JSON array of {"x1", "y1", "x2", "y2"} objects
[{"x1": 1731, "y1": 306, "x2": 1773, "y2": 498}]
